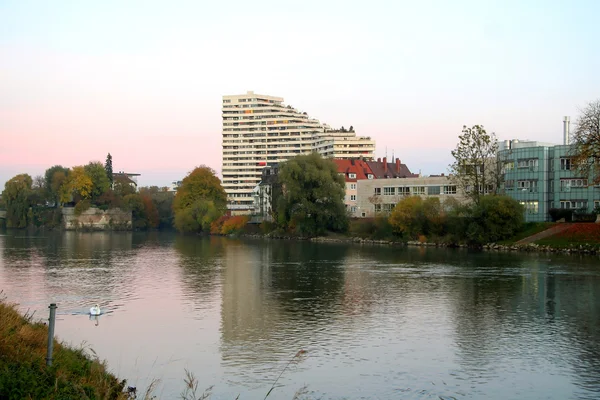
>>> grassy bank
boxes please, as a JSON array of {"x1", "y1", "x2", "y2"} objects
[
  {"x1": 0, "y1": 300, "x2": 129, "y2": 400},
  {"x1": 535, "y1": 223, "x2": 600, "y2": 248},
  {"x1": 499, "y1": 222, "x2": 556, "y2": 245}
]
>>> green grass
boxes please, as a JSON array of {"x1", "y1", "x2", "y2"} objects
[
  {"x1": 0, "y1": 298, "x2": 129, "y2": 400},
  {"x1": 499, "y1": 222, "x2": 555, "y2": 245}
]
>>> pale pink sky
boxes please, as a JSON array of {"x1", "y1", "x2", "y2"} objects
[{"x1": 2, "y1": 0, "x2": 599, "y2": 188}]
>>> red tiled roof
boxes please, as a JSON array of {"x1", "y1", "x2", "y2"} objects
[
  {"x1": 332, "y1": 159, "x2": 374, "y2": 182},
  {"x1": 366, "y1": 157, "x2": 418, "y2": 179}
]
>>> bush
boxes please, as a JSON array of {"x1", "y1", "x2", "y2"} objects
[
  {"x1": 73, "y1": 199, "x2": 91, "y2": 216},
  {"x1": 549, "y1": 208, "x2": 574, "y2": 222},
  {"x1": 220, "y1": 216, "x2": 249, "y2": 235},
  {"x1": 349, "y1": 217, "x2": 396, "y2": 240},
  {"x1": 466, "y1": 195, "x2": 524, "y2": 245}
]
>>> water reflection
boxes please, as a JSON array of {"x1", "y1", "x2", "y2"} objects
[{"x1": 2, "y1": 231, "x2": 600, "y2": 399}]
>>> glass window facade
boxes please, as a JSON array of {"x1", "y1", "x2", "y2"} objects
[{"x1": 499, "y1": 143, "x2": 600, "y2": 222}]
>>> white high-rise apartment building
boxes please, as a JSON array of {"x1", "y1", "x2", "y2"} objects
[{"x1": 222, "y1": 91, "x2": 375, "y2": 213}]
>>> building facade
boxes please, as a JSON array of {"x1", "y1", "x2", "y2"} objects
[
  {"x1": 355, "y1": 176, "x2": 466, "y2": 218},
  {"x1": 498, "y1": 139, "x2": 600, "y2": 222},
  {"x1": 222, "y1": 91, "x2": 375, "y2": 214},
  {"x1": 332, "y1": 159, "x2": 374, "y2": 215}
]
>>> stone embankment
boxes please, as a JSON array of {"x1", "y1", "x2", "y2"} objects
[{"x1": 241, "y1": 233, "x2": 599, "y2": 255}]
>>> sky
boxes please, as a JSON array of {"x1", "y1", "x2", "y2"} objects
[{"x1": 1, "y1": 0, "x2": 599, "y2": 188}]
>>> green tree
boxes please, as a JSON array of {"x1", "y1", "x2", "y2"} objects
[
  {"x1": 174, "y1": 199, "x2": 221, "y2": 233},
  {"x1": 104, "y1": 153, "x2": 114, "y2": 186},
  {"x1": 173, "y1": 166, "x2": 226, "y2": 233},
  {"x1": 44, "y1": 165, "x2": 69, "y2": 206},
  {"x1": 449, "y1": 125, "x2": 499, "y2": 205},
  {"x1": 84, "y1": 162, "x2": 111, "y2": 201},
  {"x1": 571, "y1": 99, "x2": 600, "y2": 184},
  {"x1": 465, "y1": 195, "x2": 524, "y2": 245},
  {"x1": 1, "y1": 174, "x2": 33, "y2": 228},
  {"x1": 276, "y1": 153, "x2": 348, "y2": 236}
]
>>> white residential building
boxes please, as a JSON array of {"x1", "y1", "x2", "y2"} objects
[
  {"x1": 355, "y1": 176, "x2": 467, "y2": 218},
  {"x1": 222, "y1": 91, "x2": 375, "y2": 214}
]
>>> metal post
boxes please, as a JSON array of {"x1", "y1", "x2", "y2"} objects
[{"x1": 46, "y1": 303, "x2": 57, "y2": 366}]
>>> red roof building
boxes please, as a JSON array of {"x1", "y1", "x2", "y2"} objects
[{"x1": 332, "y1": 159, "x2": 374, "y2": 214}]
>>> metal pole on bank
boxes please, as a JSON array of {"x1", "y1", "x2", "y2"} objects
[{"x1": 46, "y1": 303, "x2": 57, "y2": 366}]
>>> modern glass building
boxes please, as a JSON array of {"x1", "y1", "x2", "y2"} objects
[{"x1": 499, "y1": 139, "x2": 600, "y2": 222}]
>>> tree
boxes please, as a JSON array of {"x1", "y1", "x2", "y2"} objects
[
  {"x1": 389, "y1": 196, "x2": 445, "y2": 239},
  {"x1": 84, "y1": 162, "x2": 111, "y2": 201},
  {"x1": 571, "y1": 99, "x2": 600, "y2": 184},
  {"x1": 173, "y1": 166, "x2": 227, "y2": 233},
  {"x1": 465, "y1": 195, "x2": 524, "y2": 245},
  {"x1": 64, "y1": 166, "x2": 93, "y2": 203},
  {"x1": 276, "y1": 153, "x2": 348, "y2": 236},
  {"x1": 44, "y1": 165, "x2": 69, "y2": 206},
  {"x1": 449, "y1": 125, "x2": 499, "y2": 205},
  {"x1": 1, "y1": 174, "x2": 33, "y2": 228},
  {"x1": 113, "y1": 175, "x2": 136, "y2": 197},
  {"x1": 105, "y1": 153, "x2": 114, "y2": 186}
]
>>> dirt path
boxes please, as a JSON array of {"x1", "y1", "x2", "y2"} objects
[{"x1": 515, "y1": 223, "x2": 574, "y2": 245}]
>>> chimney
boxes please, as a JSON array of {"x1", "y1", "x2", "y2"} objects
[
  {"x1": 396, "y1": 158, "x2": 401, "y2": 173},
  {"x1": 563, "y1": 116, "x2": 570, "y2": 145},
  {"x1": 383, "y1": 157, "x2": 387, "y2": 173},
  {"x1": 377, "y1": 157, "x2": 381, "y2": 162}
]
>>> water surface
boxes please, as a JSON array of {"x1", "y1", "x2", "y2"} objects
[{"x1": 1, "y1": 231, "x2": 599, "y2": 399}]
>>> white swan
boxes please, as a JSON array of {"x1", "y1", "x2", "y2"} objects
[{"x1": 90, "y1": 304, "x2": 101, "y2": 316}]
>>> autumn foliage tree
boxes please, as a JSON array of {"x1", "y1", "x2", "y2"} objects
[
  {"x1": 389, "y1": 196, "x2": 446, "y2": 239},
  {"x1": 571, "y1": 99, "x2": 600, "y2": 184},
  {"x1": 173, "y1": 166, "x2": 227, "y2": 233}
]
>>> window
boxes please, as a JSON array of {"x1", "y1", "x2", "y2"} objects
[
  {"x1": 560, "y1": 158, "x2": 572, "y2": 170},
  {"x1": 504, "y1": 180, "x2": 514, "y2": 190},
  {"x1": 398, "y1": 187, "x2": 410, "y2": 196},
  {"x1": 519, "y1": 200, "x2": 539, "y2": 214},
  {"x1": 443, "y1": 185, "x2": 457, "y2": 194},
  {"x1": 383, "y1": 203, "x2": 394, "y2": 212},
  {"x1": 374, "y1": 188, "x2": 381, "y2": 196},
  {"x1": 349, "y1": 173, "x2": 356, "y2": 179},
  {"x1": 560, "y1": 178, "x2": 587, "y2": 190},
  {"x1": 383, "y1": 187, "x2": 395, "y2": 195},
  {"x1": 374, "y1": 204, "x2": 382, "y2": 212},
  {"x1": 560, "y1": 200, "x2": 587, "y2": 209},
  {"x1": 223, "y1": 99, "x2": 231, "y2": 103},
  {"x1": 517, "y1": 159, "x2": 538, "y2": 169},
  {"x1": 595, "y1": 201, "x2": 600, "y2": 210},
  {"x1": 350, "y1": 206, "x2": 357, "y2": 213},
  {"x1": 350, "y1": 195, "x2": 356, "y2": 201},
  {"x1": 503, "y1": 161, "x2": 515, "y2": 172},
  {"x1": 411, "y1": 186, "x2": 425, "y2": 195},
  {"x1": 367, "y1": 174, "x2": 374, "y2": 179},
  {"x1": 517, "y1": 180, "x2": 538, "y2": 192},
  {"x1": 361, "y1": 212, "x2": 366, "y2": 217},
  {"x1": 429, "y1": 186, "x2": 441, "y2": 195},
  {"x1": 349, "y1": 183, "x2": 356, "y2": 190}
]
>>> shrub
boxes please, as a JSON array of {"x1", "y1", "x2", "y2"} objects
[
  {"x1": 549, "y1": 208, "x2": 574, "y2": 222},
  {"x1": 73, "y1": 199, "x2": 91, "y2": 216},
  {"x1": 221, "y1": 216, "x2": 249, "y2": 235},
  {"x1": 210, "y1": 215, "x2": 228, "y2": 234}
]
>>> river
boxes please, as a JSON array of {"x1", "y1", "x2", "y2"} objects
[{"x1": 1, "y1": 231, "x2": 599, "y2": 399}]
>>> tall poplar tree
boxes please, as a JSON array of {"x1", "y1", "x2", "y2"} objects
[{"x1": 105, "y1": 153, "x2": 113, "y2": 187}]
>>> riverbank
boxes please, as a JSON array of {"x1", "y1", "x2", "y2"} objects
[
  {"x1": 240, "y1": 226, "x2": 600, "y2": 256},
  {"x1": 0, "y1": 299, "x2": 130, "y2": 400}
]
